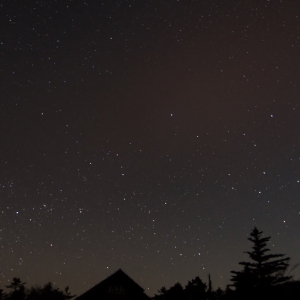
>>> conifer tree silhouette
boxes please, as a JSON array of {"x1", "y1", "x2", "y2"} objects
[
  {"x1": 230, "y1": 227, "x2": 291, "y2": 300},
  {"x1": 6, "y1": 278, "x2": 26, "y2": 300},
  {"x1": 0, "y1": 288, "x2": 6, "y2": 300},
  {"x1": 6, "y1": 278, "x2": 26, "y2": 292},
  {"x1": 185, "y1": 276, "x2": 207, "y2": 300},
  {"x1": 207, "y1": 274, "x2": 212, "y2": 300},
  {"x1": 26, "y1": 282, "x2": 75, "y2": 300},
  {"x1": 154, "y1": 282, "x2": 184, "y2": 300}
]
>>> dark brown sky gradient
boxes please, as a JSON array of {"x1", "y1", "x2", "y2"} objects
[{"x1": 1, "y1": 0, "x2": 300, "y2": 296}]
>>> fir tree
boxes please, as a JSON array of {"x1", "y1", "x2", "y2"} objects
[
  {"x1": 230, "y1": 227, "x2": 291, "y2": 299},
  {"x1": 185, "y1": 276, "x2": 207, "y2": 300},
  {"x1": 6, "y1": 278, "x2": 26, "y2": 300}
]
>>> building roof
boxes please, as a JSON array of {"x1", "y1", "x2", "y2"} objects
[{"x1": 76, "y1": 269, "x2": 150, "y2": 300}]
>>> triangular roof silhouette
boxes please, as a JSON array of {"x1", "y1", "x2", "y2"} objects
[{"x1": 76, "y1": 269, "x2": 150, "y2": 300}]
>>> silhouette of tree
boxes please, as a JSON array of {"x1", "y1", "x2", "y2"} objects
[
  {"x1": 26, "y1": 285, "x2": 41, "y2": 300},
  {"x1": 0, "y1": 288, "x2": 6, "y2": 300},
  {"x1": 207, "y1": 274, "x2": 212, "y2": 300},
  {"x1": 156, "y1": 286, "x2": 167, "y2": 296},
  {"x1": 154, "y1": 282, "x2": 184, "y2": 300},
  {"x1": 212, "y1": 287, "x2": 224, "y2": 300},
  {"x1": 185, "y1": 276, "x2": 207, "y2": 300},
  {"x1": 230, "y1": 265, "x2": 256, "y2": 295},
  {"x1": 230, "y1": 227, "x2": 292, "y2": 300},
  {"x1": 6, "y1": 278, "x2": 26, "y2": 292},
  {"x1": 281, "y1": 280, "x2": 300, "y2": 300},
  {"x1": 63, "y1": 286, "x2": 74, "y2": 300},
  {"x1": 4, "y1": 278, "x2": 75, "y2": 300},
  {"x1": 26, "y1": 282, "x2": 75, "y2": 300},
  {"x1": 6, "y1": 278, "x2": 26, "y2": 300},
  {"x1": 154, "y1": 277, "x2": 211, "y2": 300},
  {"x1": 222, "y1": 286, "x2": 235, "y2": 300}
]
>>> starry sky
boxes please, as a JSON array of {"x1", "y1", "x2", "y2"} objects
[{"x1": 1, "y1": 0, "x2": 300, "y2": 297}]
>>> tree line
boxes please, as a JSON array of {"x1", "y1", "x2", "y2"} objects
[
  {"x1": 1, "y1": 227, "x2": 299, "y2": 300},
  {"x1": 153, "y1": 227, "x2": 300, "y2": 300},
  {"x1": 0, "y1": 279, "x2": 75, "y2": 300}
]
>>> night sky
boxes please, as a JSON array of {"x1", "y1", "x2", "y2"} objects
[{"x1": 1, "y1": 0, "x2": 300, "y2": 297}]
